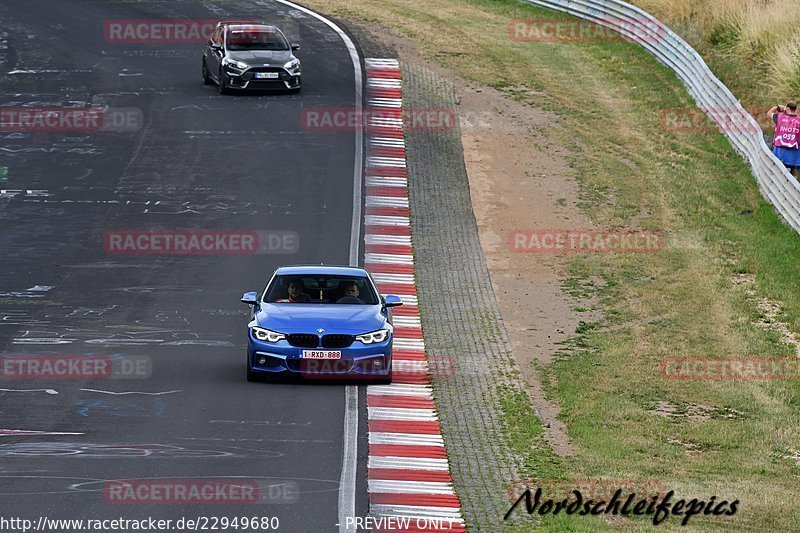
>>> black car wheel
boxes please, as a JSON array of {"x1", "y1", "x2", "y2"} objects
[
  {"x1": 202, "y1": 60, "x2": 212, "y2": 85},
  {"x1": 218, "y1": 68, "x2": 229, "y2": 95}
]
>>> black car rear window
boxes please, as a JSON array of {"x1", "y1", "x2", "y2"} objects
[{"x1": 264, "y1": 275, "x2": 379, "y2": 305}]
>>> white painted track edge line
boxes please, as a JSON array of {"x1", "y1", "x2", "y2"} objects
[{"x1": 272, "y1": 3, "x2": 363, "y2": 532}]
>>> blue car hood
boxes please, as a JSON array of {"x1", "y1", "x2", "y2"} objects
[{"x1": 254, "y1": 304, "x2": 387, "y2": 335}]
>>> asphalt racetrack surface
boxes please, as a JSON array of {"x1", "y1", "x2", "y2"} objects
[{"x1": 0, "y1": 0, "x2": 367, "y2": 530}]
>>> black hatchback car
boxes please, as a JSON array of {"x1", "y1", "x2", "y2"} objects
[{"x1": 202, "y1": 21, "x2": 301, "y2": 93}]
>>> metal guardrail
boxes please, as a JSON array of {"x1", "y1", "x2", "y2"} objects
[{"x1": 525, "y1": 0, "x2": 800, "y2": 233}]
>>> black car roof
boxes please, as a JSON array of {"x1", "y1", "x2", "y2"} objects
[{"x1": 217, "y1": 21, "x2": 277, "y2": 31}]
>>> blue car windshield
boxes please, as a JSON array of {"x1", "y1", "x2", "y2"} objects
[{"x1": 264, "y1": 275, "x2": 379, "y2": 305}]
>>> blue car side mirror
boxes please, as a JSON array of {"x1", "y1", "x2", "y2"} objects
[
  {"x1": 241, "y1": 291, "x2": 259, "y2": 305},
  {"x1": 383, "y1": 294, "x2": 402, "y2": 308}
]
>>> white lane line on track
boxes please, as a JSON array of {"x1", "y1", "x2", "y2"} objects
[{"x1": 272, "y1": 2, "x2": 363, "y2": 531}]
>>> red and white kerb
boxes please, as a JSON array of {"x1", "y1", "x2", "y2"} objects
[{"x1": 363, "y1": 58, "x2": 465, "y2": 532}]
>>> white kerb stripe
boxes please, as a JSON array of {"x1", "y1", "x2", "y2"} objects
[
  {"x1": 368, "y1": 456, "x2": 449, "y2": 471},
  {"x1": 369, "y1": 505, "x2": 464, "y2": 521},
  {"x1": 367, "y1": 79, "x2": 402, "y2": 89},
  {"x1": 365, "y1": 58, "x2": 400, "y2": 67},
  {"x1": 367, "y1": 157, "x2": 406, "y2": 168},
  {"x1": 397, "y1": 295, "x2": 419, "y2": 306},
  {"x1": 366, "y1": 196, "x2": 409, "y2": 208},
  {"x1": 394, "y1": 337, "x2": 425, "y2": 352},
  {"x1": 369, "y1": 116, "x2": 403, "y2": 127},
  {"x1": 364, "y1": 253, "x2": 414, "y2": 265},
  {"x1": 365, "y1": 215, "x2": 410, "y2": 227},
  {"x1": 368, "y1": 480, "x2": 454, "y2": 495},
  {"x1": 393, "y1": 360, "x2": 428, "y2": 373},
  {"x1": 368, "y1": 407, "x2": 438, "y2": 422},
  {"x1": 365, "y1": 234, "x2": 411, "y2": 246},
  {"x1": 365, "y1": 176, "x2": 408, "y2": 187},
  {"x1": 368, "y1": 137, "x2": 406, "y2": 147},
  {"x1": 368, "y1": 98, "x2": 403, "y2": 108},
  {"x1": 367, "y1": 384, "x2": 432, "y2": 397},
  {"x1": 391, "y1": 315, "x2": 421, "y2": 327},
  {"x1": 369, "y1": 432, "x2": 444, "y2": 446},
  {"x1": 369, "y1": 273, "x2": 416, "y2": 284}
]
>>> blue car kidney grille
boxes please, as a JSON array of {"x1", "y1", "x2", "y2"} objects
[
  {"x1": 286, "y1": 334, "x2": 319, "y2": 348},
  {"x1": 322, "y1": 334, "x2": 354, "y2": 349}
]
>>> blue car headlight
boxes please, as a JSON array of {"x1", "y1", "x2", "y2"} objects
[
  {"x1": 252, "y1": 327, "x2": 285, "y2": 343},
  {"x1": 355, "y1": 329, "x2": 390, "y2": 344}
]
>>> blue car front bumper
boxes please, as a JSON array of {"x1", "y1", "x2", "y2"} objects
[{"x1": 247, "y1": 333, "x2": 392, "y2": 378}]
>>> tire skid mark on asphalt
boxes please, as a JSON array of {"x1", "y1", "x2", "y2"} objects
[
  {"x1": 79, "y1": 388, "x2": 180, "y2": 396},
  {"x1": 0, "y1": 429, "x2": 83, "y2": 437},
  {"x1": 363, "y1": 59, "x2": 465, "y2": 532},
  {"x1": 0, "y1": 388, "x2": 58, "y2": 395}
]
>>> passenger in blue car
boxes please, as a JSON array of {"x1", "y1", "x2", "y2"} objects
[
  {"x1": 336, "y1": 281, "x2": 363, "y2": 304},
  {"x1": 276, "y1": 279, "x2": 311, "y2": 303}
]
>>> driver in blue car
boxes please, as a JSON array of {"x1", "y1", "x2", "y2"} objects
[
  {"x1": 276, "y1": 279, "x2": 311, "y2": 303},
  {"x1": 336, "y1": 281, "x2": 363, "y2": 304}
]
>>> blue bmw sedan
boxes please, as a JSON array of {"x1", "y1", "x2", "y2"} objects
[{"x1": 241, "y1": 265, "x2": 402, "y2": 383}]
